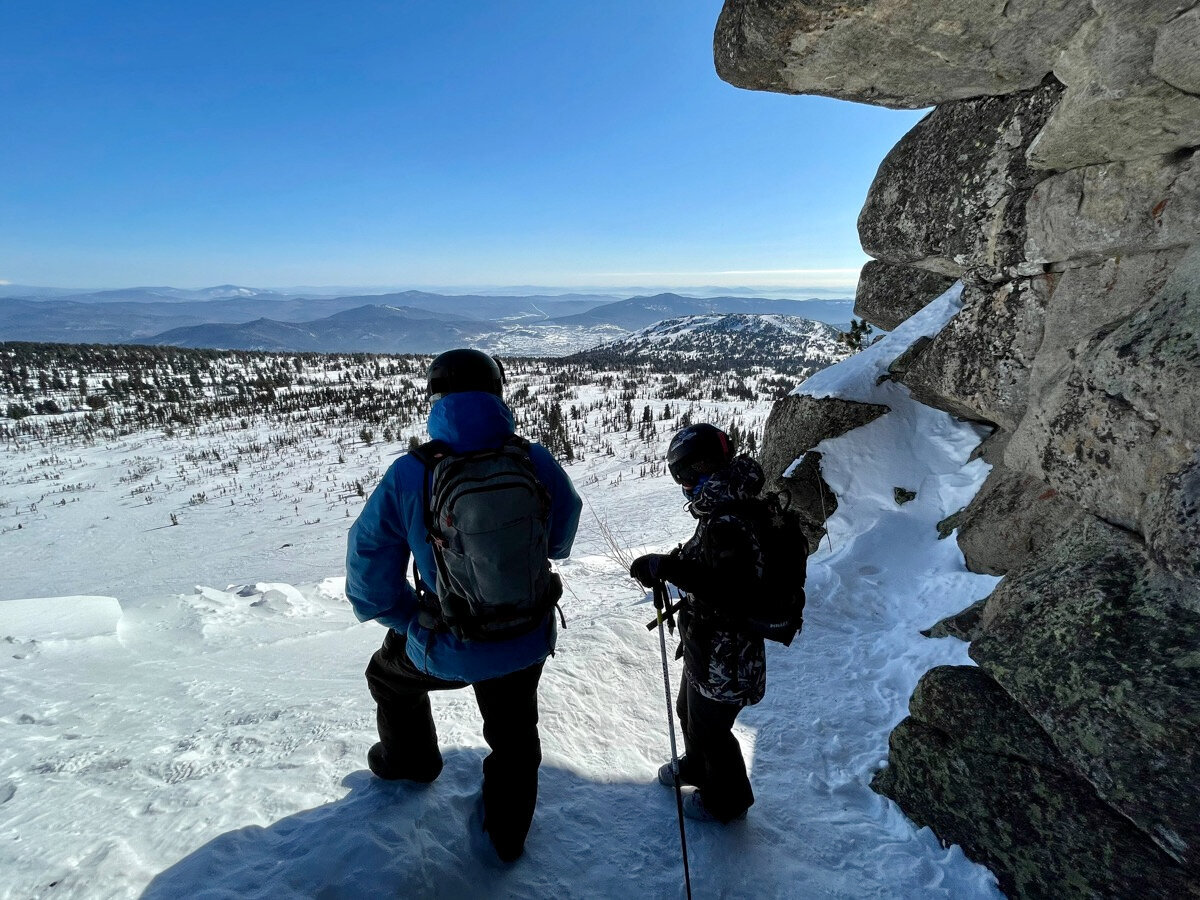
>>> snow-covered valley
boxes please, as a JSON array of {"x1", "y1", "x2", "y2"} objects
[{"x1": 1, "y1": 298, "x2": 1005, "y2": 898}]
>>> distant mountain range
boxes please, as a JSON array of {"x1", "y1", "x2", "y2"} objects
[
  {"x1": 154, "y1": 305, "x2": 497, "y2": 355},
  {"x1": 0, "y1": 285, "x2": 855, "y2": 355},
  {"x1": 547, "y1": 294, "x2": 857, "y2": 331},
  {"x1": 571, "y1": 314, "x2": 852, "y2": 373}
]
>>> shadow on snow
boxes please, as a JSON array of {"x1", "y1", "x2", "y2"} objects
[{"x1": 139, "y1": 748, "x2": 777, "y2": 900}]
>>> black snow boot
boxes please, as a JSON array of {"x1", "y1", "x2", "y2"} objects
[
  {"x1": 657, "y1": 756, "x2": 701, "y2": 788},
  {"x1": 469, "y1": 795, "x2": 525, "y2": 866},
  {"x1": 367, "y1": 742, "x2": 443, "y2": 783},
  {"x1": 683, "y1": 790, "x2": 748, "y2": 823}
]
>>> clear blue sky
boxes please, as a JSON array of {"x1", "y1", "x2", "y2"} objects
[{"x1": 0, "y1": 1, "x2": 923, "y2": 292}]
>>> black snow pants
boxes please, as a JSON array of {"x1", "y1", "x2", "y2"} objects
[
  {"x1": 676, "y1": 675, "x2": 754, "y2": 821},
  {"x1": 365, "y1": 629, "x2": 545, "y2": 855}
]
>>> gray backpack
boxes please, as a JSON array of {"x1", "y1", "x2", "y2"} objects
[{"x1": 411, "y1": 436, "x2": 562, "y2": 642}]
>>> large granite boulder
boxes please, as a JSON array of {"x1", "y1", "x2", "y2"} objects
[
  {"x1": 1025, "y1": 151, "x2": 1199, "y2": 266},
  {"x1": 757, "y1": 393, "x2": 888, "y2": 487},
  {"x1": 853, "y1": 260, "x2": 956, "y2": 331},
  {"x1": 713, "y1": 0, "x2": 1089, "y2": 108},
  {"x1": 859, "y1": 80, "x2": 1062, "y2": 281},
  {"x1": 1029, "y1": 249, "x2": 1185, "y2": 396},
  {"x1": 757, "y1": 394, "x2": 888, "y2": 548},
  {"x1": 1028, "y1": 1, "x2": 1200, "y2": 170},
  {"x1": 1006, "y1": 245, "x2": 1200, "y2": 542},
  {"x1": 898, "y1": 277, "x2": 1050, "y2": 431},
  {"x1": 954, "y1": 465, "x2": 1090, "y2": 576},
  {"x1": 874, "y1": 665, "x2": 1197, "y2": 899},
  {"x1": 971, "y1": 520, "x2": 1200, "y2": 870}
]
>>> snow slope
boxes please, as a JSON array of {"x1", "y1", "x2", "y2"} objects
[
  {"x1": 578, "y1": 313, "x2": 850, "y2": 373},
  {"x1": 0, "y1": 285, "x2": 1004, "y2": 898}
]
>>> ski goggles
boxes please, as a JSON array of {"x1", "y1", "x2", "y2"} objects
[{"x1": 668, "y1": 458, "x2": 712, "y2": 490}]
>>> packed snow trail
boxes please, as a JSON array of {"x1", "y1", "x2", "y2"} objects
[{"x1": 1, "y1": 287, "x2": 1004, "y2": 897}]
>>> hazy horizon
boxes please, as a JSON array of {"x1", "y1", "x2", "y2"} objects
[{"x1": 0, "y1": 281, "x2": 856, "y2": 301}]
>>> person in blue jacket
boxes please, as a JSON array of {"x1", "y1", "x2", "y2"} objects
[{"x1": 346, "y1": 348, "x2": 581, "y2": 863}]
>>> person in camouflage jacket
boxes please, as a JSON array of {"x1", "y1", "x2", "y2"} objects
[{"x1": 631, "y1": 425, "x2": 768, "y2": 824}]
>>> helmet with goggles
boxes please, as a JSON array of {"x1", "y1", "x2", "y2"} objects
[{"x1": 666, "y1": 423, "x2": 731, "y2": 490}]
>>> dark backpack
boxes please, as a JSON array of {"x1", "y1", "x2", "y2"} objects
[
  {"x1": 410, "y1": 436, "x2": 562, "y2": 643},
  {"x1": 717, "y1": 493, "x2": 808, "y2": 646}
]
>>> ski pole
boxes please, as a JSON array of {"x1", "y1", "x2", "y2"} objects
[
  {"x1": 646, "y1": 597, "x2": 684, "y2": 631},
  {"x1": 653, "y1": 579, "x2": 692, "y2": 900}
]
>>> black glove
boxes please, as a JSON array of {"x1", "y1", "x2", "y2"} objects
[{"x1": 630, "y1": 553, "x2": 669, "y2": 588}]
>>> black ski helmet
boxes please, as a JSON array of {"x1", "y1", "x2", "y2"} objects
[
  {"x1": 666, "y1": 423, "x2": 731, "y2": 488},
  {"x1": 427, "y1": 348, "x2": 506, "y2": 402}
]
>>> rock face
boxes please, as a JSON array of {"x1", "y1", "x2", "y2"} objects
[
  {"x1": 1154, "y1": 6, "x2": 1200, "y2": 95},
  {"x1": 973, "y1": 520, "x2": 1200, "y2": 868},
  {"x1": 1024, "y1": 152, "x2": 1199, "y2": 265},
  {"x1": 899, "y1": 277, "x2": 1050, "y2": 431},
  {"x1": 1029, "y1": 249, "x2": 1185, "y2": 388},
  {"x1": 717, "y1": 0, "x2": 1200, "y2": 893},
  {"x1": 1027, "y1": 2, "x2": 1200, "y2": 170},
  {"x1": 873, "y1": 665, "x2": 1197, "y2": 899},
  {"x1": 757, "y1": 394, "x2": 888, "y2": 546},
  {"x1": 859, "y1": 80, "x2": 1062, "y2": 281},
  {"x1": 853, "y1": 261, "x2": 955, "y2": 331},
  {"x1": 952, "y1": 465, "x2": 1089, "y2": 576},
  {"x1": 713, "y1": 0, "x2": 1089, "y2": 109},
  {"x1": 1144, "y1": 451, "x2": 1200, "y2": 579},
  {"x1": 1007, "y1": 246, "x2": 1200, "y2": 550}
]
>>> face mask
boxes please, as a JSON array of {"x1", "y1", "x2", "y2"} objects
[{"x1": 682, "y1": 475, "x2": 710, "y2": 500}]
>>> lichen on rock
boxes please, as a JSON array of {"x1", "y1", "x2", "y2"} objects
[
  {"x1": 971, "y1": 518, "x2": 1200, "y2": 870},
  {"x1": 874, "y1": 665, "x2": 1197, "y2": 899}
]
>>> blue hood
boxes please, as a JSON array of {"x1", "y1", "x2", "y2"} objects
[
  {"x1": 427, "y1": 391, "x2": 515, "y2": 452},
  {"x1": 345, "y1": 387, "x2": 583, "y2": 683}
]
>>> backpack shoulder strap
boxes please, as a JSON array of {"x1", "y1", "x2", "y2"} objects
[
  {"x1": 408, "y1": 440, "x2": 452, "y2": 537},
  {"x1": 504, "y1": 434, "x2": 533, "y2": 454},
  {"x1": 409, "y1": 439, "x2": 452, "y2": 469}
]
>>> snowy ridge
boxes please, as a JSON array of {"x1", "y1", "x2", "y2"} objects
[{"x1": 576, "y1": 313, "x2": 851, "y2": 374}]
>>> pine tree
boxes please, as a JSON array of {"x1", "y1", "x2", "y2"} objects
[{"x1": 840, "y1": 317, "x2": 873, "y2": 351}]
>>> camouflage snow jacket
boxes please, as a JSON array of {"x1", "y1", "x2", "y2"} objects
[{"x1": 666, "y1": 455, "x2": 768, "y2": 706}]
